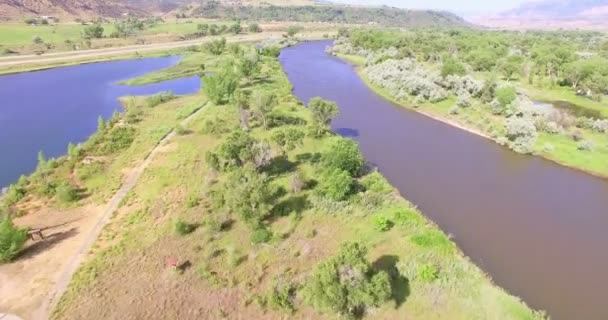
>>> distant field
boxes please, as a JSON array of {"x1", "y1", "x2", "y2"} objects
[
  {"x1": 0, "y1": 21, "x2": 232, "y2": 46},
  {"x1": 0, "y1": 23, "x2": 108, "y2": 45}
]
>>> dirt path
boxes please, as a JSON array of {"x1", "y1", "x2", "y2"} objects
[
  {"x1": 0, "y1": 105, "x2": 206, "y2": 320},
  {"x1": 39, "y1": 105, "x2": 206, "y2": 320},
  {"x1": 0, "y1": 33, "x2": 283, "y2": 68}
]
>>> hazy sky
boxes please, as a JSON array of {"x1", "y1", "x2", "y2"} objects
[{"x1": 330, "y1": 0, "x2": 530, "y2": 15}]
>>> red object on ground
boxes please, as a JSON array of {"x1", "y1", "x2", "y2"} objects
[{"x1": 166, "y1": 257, "x2": 178, "y2": 268}]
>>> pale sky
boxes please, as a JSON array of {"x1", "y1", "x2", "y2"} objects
[{"x1": 330, "y1": 0, "x2": 531, "y2": 16}]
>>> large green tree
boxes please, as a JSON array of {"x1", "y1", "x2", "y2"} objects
[{"x1": 302, "y1": 242, "x2": 392, "y2": 317}]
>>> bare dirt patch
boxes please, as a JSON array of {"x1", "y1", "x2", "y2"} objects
[{"x1": 0, "y1": 205, "x2": 103, "y2": 319}]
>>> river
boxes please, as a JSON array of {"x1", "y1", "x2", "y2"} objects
[
  {"x1": 0, "y1": 56, "x2": 200, "y2": 188},
  {"x1": 280, "y1": 40, "x2": 608, "y2": 320}
]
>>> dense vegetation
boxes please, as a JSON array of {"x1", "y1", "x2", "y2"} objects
[
  {"x1": 195, "y1": 2, "x2": 469, "y2": 28},
  {"x1": 330, "y1": 29, "x2": 608, "y2": 176}
]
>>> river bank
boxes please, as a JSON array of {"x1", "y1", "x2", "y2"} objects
[{"x1": 335, "y1": 52, "x2": 608, "y2": 180}]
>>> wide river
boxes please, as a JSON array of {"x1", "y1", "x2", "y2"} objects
[
  {"x1": 280, "y1": 41, "x2": 608, "y2": 320},
  {"x1": 0, "y1": 56, "x2": 200, "y2": 188}
]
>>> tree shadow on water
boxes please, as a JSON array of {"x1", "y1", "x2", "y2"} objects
[{"x1": 373, "y1": 255, "x2": 410, "y2": 308}]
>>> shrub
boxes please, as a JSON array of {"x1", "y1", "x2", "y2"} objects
[
  {"x1": 175, "y1": 125, "x2": 188, "y2": 135},
  {"x1": 3, "y1": 185, "x2": 26, "y2": 206},
  {"x1": 441, "y1": 57, "x2": 466, "y2": 78},
  {"x1": 373, "y1": 215, "x2": 393, "y2": 232},
  {"x1": 302, "y1": 242, "x2": 391, "y2": 317},
  {"x1": 417, "y1": 264, "x2": 439, "y2": 282},
  {"x1": 207, "y1": 37, "x2": 226, "y2": 55},
  {"x1": 359, "y1": 171, "x2": 392, "y2": 193},
  {"x1": 55, "y1": 182, "x2": 78, "y2": 203},
  {"x1": 317, "y1": 169, "x2": 353, "y2": 201},
  {"x1": 145, "y1": 91, "x2": 175, "y2": 108},
  {"x1": 174, "y1": 219, "x2": 195, "y2": 235},
  {"x1": 577, "y1": 140, "x2": 595, "y2": 151},
  {"x1": 98, "y1": 126, "x2": 136, "y2": 154},
  {"x1": 289, "y1": 171, "x2": 306, "y2": 193},
  {"x1": 250, "y1": 227, "x2": 272, "y2": 244},
  {"x1": 248, "y1": 23, "x2": 262, "y2": 33},
  {"x1": 505, "y1": 116, "x2": 537, "y2": 154},
  {"x1": 261, "y1": 46, "x2": 281, "y2": 58},
  {"x1": 0, "y1": 216, "x2": 29, "y2": 263},
  {"x1": 268, "y1": 278, "x2": 297, "y2": 312},
  {"x1": 495, "y1": 86, "x2": 517, "y2": 107},
  {"x1": 185, "y1": 192, "x2": 200, "y2": 208},
  {"x1": 82, "y1": 24, "x2": 104, "y2": 39},
  {"x1": 321, "y1": 138, "x2": 365, "y2": 176},
  {"x1": 287, "y1": 25, "x2": 303, "y2": 37}
]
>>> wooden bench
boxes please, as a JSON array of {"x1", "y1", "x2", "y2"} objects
[{"x1": 27, "y1": 229, "x2": 44, "y2": 241}]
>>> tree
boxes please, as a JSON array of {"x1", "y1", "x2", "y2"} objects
[
  {"x1": 302, "y1": 242, "x2": 391, "y2": 317},
  {"x1": 308, "y1": 97, "x2": 339, "y2": 136},
  {"x1": 238, "y1": 53, "x2": 260, "y2": 82},
  {"x1": 230, "y1": 22, "x2": 242, "y2": 34},
  {"x1": 32, "y1": 35, "x2": 44, "y2": 44},
  {"x1": 251, "y1": 91, "x2": 277, "y2": 129},
  {"x1": 317, "y1": 169, "x2": 353, "y2": 201},
  {"x1": 203, "y1": 66, "x2": 238, "y2": 104},
  {"x1": 211, "y1": 130, "x2": 256, "y2": 170},
  {"x1": 248, "y1": 23, "x2": 262, "y2": 33},
  {"x1": 495, "y1": 86, "x2": 516, "y2": 108},
  {"x1": 222, "y1": 165, "x2": 273, "y2": 227},
  {"x1": 197, "y1": 23, "x2": 209, "y2": 36},
  {"x1": 505, "y1": 116, "x2": 537, "y2": 154},
  {"x1": 271, "y1": 128, "x2": 305, "y2": 154},
  {"x1": 321, "y1": 137, "x2": 365, "y2": 177},
  {"x1": 207, "y1": 37, "x2": 227, "y2": 55},
  {"x1": 0, "y1": 215, "x2": 29, "y2": 263},
  {"x1": 563, "y1": 59, "x2": 602, "y2": 90},
  {"x1": 499, "y1": 56, "x2": 523, "y2": 81},
  {"x1": 441, "y1": 57, "x2": 466, "y2": 78},
  {"x1": 97, "y1": 116, "x2": 106, "y2": 132},
  {"x1": 82, "y1": 24, "x2": 104, "y2": 39}
]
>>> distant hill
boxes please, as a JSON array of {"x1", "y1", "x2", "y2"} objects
[
  {"x1": 194, "y1": 2, "x2": 470, "y2": 28},
  {"x1": 0, "y1": 0, "x2": 471, "y2": 29},
  {"x1": 474, "y1": 0, "x2": 608, "y2": 30}
]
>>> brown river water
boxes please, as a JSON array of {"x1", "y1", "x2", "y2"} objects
[{"x1": 279, "y1": 40, "x2": 608, "y2": 320}]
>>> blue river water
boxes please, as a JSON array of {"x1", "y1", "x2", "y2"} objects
[{"x1": 0, "y1": 56, "x2": 200, "y2": 188}]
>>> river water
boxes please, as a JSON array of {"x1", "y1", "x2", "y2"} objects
[
  {"x1": 0, "y1": 56, "x2": 200, "y2": 188},
  {"x1": 280, "y1": 40, "x2": 608, "y2": 320}
]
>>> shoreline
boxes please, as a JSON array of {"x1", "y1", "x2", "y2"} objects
[{"x1": 338, "y1": 54, "x2": 608, "y2": 181}]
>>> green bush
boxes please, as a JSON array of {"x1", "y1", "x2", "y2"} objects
[
  {"x1": 441, "y1": 57, "x2": 466, "y2": 77},
  {"x1": 250, "y1": 227, "x2": 272, "y2": 244},
  {"x1": 373, "y1": 215, "x2": 393, "y2": 232},
  {"x1": 317, "y1": 169, "x2": 353, "y2": 201},
  {"x1": 268, "y1": 278, "x2": 297, "y2": 312},
  {"x1": 261, "y1": 46, "x2": 281, "y2": 58},
  {"x1": 302, "y1": 242, "x2": 391, "y2": 317},
  {"x1": 495, "y1": 86, "x2": 516, "y2": 107},
  {"x1": 174, "y1": 219, "x2": 196, "y2": 235},
  {"x1": 0, "y1": 216, "x2": 29, "y2": 263},
  {"x1": 3, "y1": 185, "x2": 26, "y2": 206},
  {"x1": 145, "y1": 91, "x2": 175, "y2": 108},
  {"x1": 417, "y1": 264, "x2": 439, "y2": 282},
  {"x1": 321, "y1": 138, "x2": 365, "y2": 177},
  {"x1": 98, "y1": 126, "x2": 136, "y2": 154},
  {"x1": 55, "y1": 182, "x2": 78, "y2": 204},
  {"x1": 360, "y1": 171, "x2": 392, "y2": 193}
]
